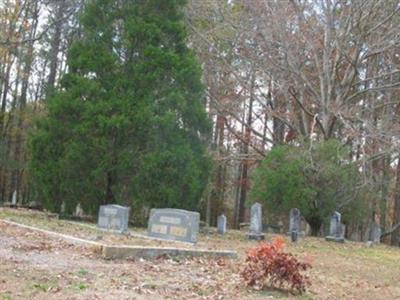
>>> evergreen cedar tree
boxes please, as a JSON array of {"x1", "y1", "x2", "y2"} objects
[{"x1": 29, "y1": 0, "x2": 211, "y2": 216}]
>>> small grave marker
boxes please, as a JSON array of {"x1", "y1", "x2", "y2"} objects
[
  {"x1": 368, "y1": 223, "x2": 381, "y2": 244},
  {"x1": 289, "y1": 208, "x2": 301, "y2": 242},
  {"x1": 325, "y1": 211, "x2": 345, "y2": 243},
  {"x1": 97, "y1": 204, "x2": 130, "y2": 233},
  {"x1": 11, "y1": 190, "x2": 17, "y2": 206},
  {"x1": 217, "y1": 214, "x2": 227, "y2": 235},
  {"x1": 247, "y1": 202, "x2": 265, "y2": 240}
]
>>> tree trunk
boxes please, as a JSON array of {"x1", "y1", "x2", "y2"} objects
[
  {"x1": 46, "y1": 1, "x2": 67, "y2": 95},
  {"x1": 105, "y1": 171, "x2": 115, "y2": 204},
  {"x1": 307, "y1": 216, "x2": 323, "y2": 236},
  {"x1": 238, "y1": 74, "x2": 255, "y2": 224},
  {"x1": 11, "y1": 2, "x2": 39, "y2": 204}
]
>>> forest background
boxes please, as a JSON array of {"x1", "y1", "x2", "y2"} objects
[{"x1": 0, "y1": 0, "x2": 400, "y2": 245}]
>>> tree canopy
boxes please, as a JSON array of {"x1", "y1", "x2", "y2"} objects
[{"x1": 29, "y1": 0, "x2": 211, "y2": 216}]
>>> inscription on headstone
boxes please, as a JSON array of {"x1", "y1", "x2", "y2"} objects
[
  {"x1": 325, "y1": 211, "x2": 345, "y2": 243},
  {"x1": 247, "y1": 202, "x2": 265, "y2": 240},
  {"x1": 217, "y1": 214, "x2": 227, "y2": 235},
  {"x1": 97, "y1": 204, "x2": 130, "y2": 233},
  {"x1": 147, "y1": 208, "x2": 200, "y2": 243}
]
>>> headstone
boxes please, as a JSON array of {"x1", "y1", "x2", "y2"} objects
[
  {"x1": 27, "y1": 201, "x2": 42, "y2": 210},
  {"x1": 75, "y1": 203, "x2": 84, "y2": 217},
  {"x1": 11, "y1": 190, "x2": 17, "y2": 206},
  {"x1": 98, "y1": 204, "x2": 130, "y2": 233},
  {"x1": 368, "y1": 223, "x2": 381, "y2": 244},
  {"x1": 147, "y1": 208, "x2": 200, "y2": 243},
  {"x1": 247, "y1": 202, "x2": 265, "y2": 240},
  {"x1": 288, "y1": 208, "x2": 301, "y2": 239},
  {"x1": 217, "y1": 214, "x2": 227, "y2": 235},
  {"x1": 325, "y1": 211, "x2": 345, "y2": 243}
]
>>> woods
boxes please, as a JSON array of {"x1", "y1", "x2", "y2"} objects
[{"x1": 1, "y1": 0, "x2": 400, "y2": 245}]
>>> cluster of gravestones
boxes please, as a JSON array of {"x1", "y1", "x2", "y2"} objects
[
  {"x1": 97, "y1": 202, "x2": 382, "y2": 244},
  {"x1": 97, "y1": 204, "x2": 201, "y2": 243}
]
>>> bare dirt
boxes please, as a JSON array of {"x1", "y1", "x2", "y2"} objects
[{"x1": 1, "y1": 208, "x2": 400, "y2": 300}]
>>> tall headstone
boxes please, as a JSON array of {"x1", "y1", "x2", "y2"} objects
[
  {"x1": 147, "y1": 208, "x2": 200, "y2": 243},
  {"x1": 98, "y1": 204, "x2": 130, "y2": 233},
  {"x1": 325, "y1": 211, "x2": 345, "y2": 243},
  {"x1": 289, "y1": 208, "x2": 301, "y2": 242},
  {"x1": 247, "y1": 202, "x2": 265, "y2": 240},
  {"x1": 11, "y1": 190, "x2": 17, "y2": 206},
  {"x1": 368, "y1": 223, "x2": 381, "y2": 244},
  {"x1": 217, "y1": 214, "x2": 227, "y2": 235}
]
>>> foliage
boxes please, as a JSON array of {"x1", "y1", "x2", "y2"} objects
[
  {"x1": 29, "y1": 0, "x2": 211, "y2": 215},
  {"x1": 250, "y1": 140, "x2": 364, "y2": 235},
  {"x1": 241, "y1": 237, "x2": 311, "y2": 294}
]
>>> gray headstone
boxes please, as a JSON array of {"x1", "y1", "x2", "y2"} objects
[
  {"x1": 369, "y1": 223, "x2": 381, "y2": 244},
  {"x1": 325, "y1": 211, "x2": 345, "y2": 243},
  {"x1": 11, "y1": 191, "x2": 17, "y2": 206},
  {"x1": 289, "y1": 208, "x2": 301, "y2": 242},
  {"x1": 289, "y1": 208, "x2": 301, "y2": 233},
  {"x1": 217, "y1": 214, "x2": 227, "y2": 234},
  {"x1": 75, "y1": 203, "x2": 84, "y2": 217},
  {"x1": 340, "y1": 224, "x2": 346, "y2": 238},
  {"x1": 147, "y1": 208, "x2": 200, "y2": 243},
  {"x1": 98, "y1": 204, "x2": 130, "y2": 233},
  {"x1": 330, "y1": 211, "x2": 341, "y2": 237},
  {"x1": 248, "y1": 202, "x2": 265, "y2": 240}
]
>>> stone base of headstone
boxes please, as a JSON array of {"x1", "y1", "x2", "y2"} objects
[
  {"x1": 263, "y1": 223, "x2": 284, "y2": 234},
  {"x1": 239, "y1": 222, "x2": 250, "y2": 230},
  {"x1": 199, "y1": 226, "x2": 215, "y2": 235},
  {"x1": 325, "y1": 235, "x2": 345, "y2": 243},
  {"x1": 3, "y1": 202, "x2": 17, "y2": 208},
  {"x1": 286, "y1": 231, "x2": 306, "y2": 237},
  {"x1": 27, "y1": 201, "x2": 42, "y2": 210},
  {"x1": 247, "y1": 233, "x2": 265, "y2": 240},
  {"x1": 291, "y1": 231, "x2": 298, "y2": 242},
  {"x1": 366, "y1": 241, "x2": 374, "y2": 248}
]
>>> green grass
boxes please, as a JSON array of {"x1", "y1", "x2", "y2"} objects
[
  {"x1": 32, "y1": 281, "x2": 59, "y2": 293},
  {"x1": 75, "y1": 268, "x2": 89, "y2": 276},
  {"x1": 71, "y1": 283, "x2": 88, "y2": 291}
]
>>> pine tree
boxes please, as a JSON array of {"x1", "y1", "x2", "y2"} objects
[{"x1": 29, "y1": 0, "x2": 211, "y2": 216}]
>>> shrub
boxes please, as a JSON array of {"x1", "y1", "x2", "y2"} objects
[
  {"x1": 249, "y1": 140, "x2": 364, "y2": 236},
  {"x1": 241, "y1": 237, "x2": 311, "y2": 293}
]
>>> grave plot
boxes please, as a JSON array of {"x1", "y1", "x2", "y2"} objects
[
  {"x1": 0, "y1": 208, "x2": 238, "y2": 259},
  {"x1": 0, "y1": 219, "x2": 254, "y2": 300}
]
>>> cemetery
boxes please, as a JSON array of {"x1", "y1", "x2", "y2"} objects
[
  {"x1": 1, "y1": 206, "x2": 400, "y2": 299},
  {"x1": 0, "y1": 0, "x2": 400, "y2": 299}
]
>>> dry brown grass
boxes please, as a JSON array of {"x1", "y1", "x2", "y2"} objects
[{"x1": 0, "y1": 208, "x2": 399, "y2": 299}]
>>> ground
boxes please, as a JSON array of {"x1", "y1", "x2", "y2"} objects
[{"x1": 0, "y1": 209, "x2": 399, "y2": 300}]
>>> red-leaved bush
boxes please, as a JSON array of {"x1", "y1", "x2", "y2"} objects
[{"x1": 241, "y1": 237, "x2": 311, "y2": 293}]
